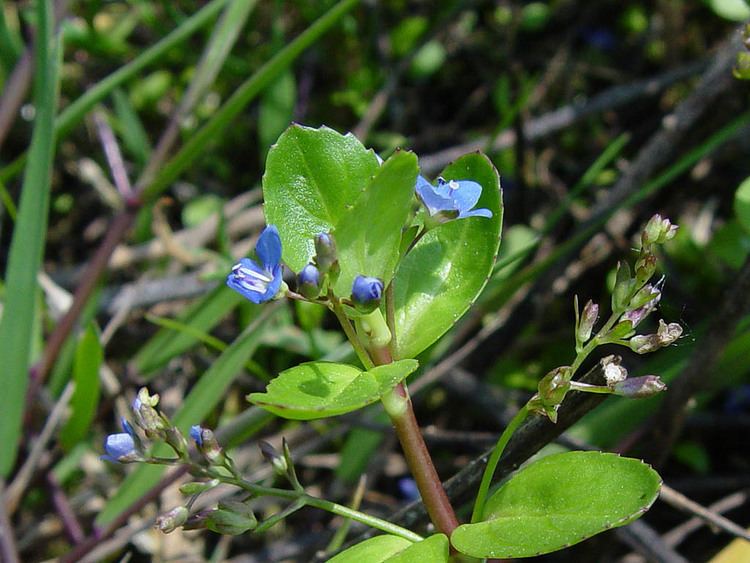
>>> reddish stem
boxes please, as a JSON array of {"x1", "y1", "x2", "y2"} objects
[{"x1": 372, "y1": 346, "x2": 459, "y2": 536}]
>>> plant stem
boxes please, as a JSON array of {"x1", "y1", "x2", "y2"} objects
[
  {"x1": 471, "y1": 404, "x2": 529, "y2": 523},
  {"x1": 330, "y1": 298, "x2": 374, "y2": 369},
  {"x1": 222, "y1": 476, "x2": 423, "y2": 542},
  {"x1": 386, "y1": 382, "x2": 460, "y2": 536}
]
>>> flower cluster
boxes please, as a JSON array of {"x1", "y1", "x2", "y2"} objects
[{"x1": 224, "y1": 172, "x2": 493, "y2": 309}]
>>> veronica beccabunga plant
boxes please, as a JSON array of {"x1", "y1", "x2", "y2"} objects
[{"x1": 103, "y1": 125, "x2": 680, "y2": 561}]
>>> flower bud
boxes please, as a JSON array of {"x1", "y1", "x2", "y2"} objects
[
  {"x1": 180, "y1": 479, "x2": 220, "y2": 495},
  {"x1": 132, "y1": 388, "x2": 167, "y2": 436},
  {"x1": 351, "y1": 275, "x2": 384, "y2": 313},
  {"x1": 621, "y1": 285, "x2": 661, "y2": 328},
  {"x1": 612, "y1": 261, "x2": 636, "y2": 312},
  {"x1": 614, "y1": 375, "x2": 667, "y2": 398},
  {"x1": 205, "y1": 500, "x2": 257, "y2": 535},
  {"x1": 156, "y1": 506, "x2": 189, "y2": 534},
  {"x1": 297, "y1": 264, "x2": 321, "y2": 299},
  {"x1": 102, "y1": 431, "x2": 140, "y2": 463},
  {"x1": 314, "y1": 233, "x2": 339, "y2": 275},
  {"x1": 577, "y1": 300, "x2": 599, "y2": 344},
  {"x1": 629, "y1": 333, "x2": 661, "y2": 354},
  {"x1": 259, "y1": 441, "x2": 288, "y2": 476},
  {"x1": 642, "y1": 214, "x2": 678, "y2": 246},
  {"x1": 191, "y1": 425, "x2": 225, "y2": 465}
]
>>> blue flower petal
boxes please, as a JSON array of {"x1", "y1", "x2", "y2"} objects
[
  {"x1": 449, "y1": 180, "x2": 482, "y2": 213},
  {"x1": 102, "y1": 432, "x2": 136, "y2": 462},
  {"x1": 190, "y1": 425, "x2": 203, "y2": 446},
  {"x1": 416, "y1": 175, "x2": 453, "y2": 215},
  {"x1": 352, "y1": 275, "x2": 383, "y2": 303},
  {"x1": 255, "y1": 225, "x2": 282, "y2": 271},
  {"x1": 459, "y1": 207, "x2": 493, "y2": 219}
]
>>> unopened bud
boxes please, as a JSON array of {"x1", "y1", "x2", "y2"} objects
[
  {"x1": 621, "y1": 285, "x2": 661, "y2": 328},
  {"x1": 629, "y1": 333, "x2": 661, "y2": 354},
  {"x1": 156, "y1": 506, "x2": 188, "y2": 534},
  {"x1": 314, "y1": 233, "x2": 339, "y2": 275},
  {"x1": 351, "y1": 275, "x2": 383, "y2": 314},
  {"x1": 577, "y1": 300, "x2": 599, "y2": 344},
  {"x1": 259, "y1": 441, "x2": 288, "y2": 476},
  {"x1": 297, "y1": 264, "x2": 321, "y2": 299},
  {"x1": 180, "y1": 479, "x2": 220, "y2": 495},
  {"x1": 190, "y1": 425, "x2": 224, "y2": 465},
  {"x1": 642, "y1": 214, "x2": 678, "y2": 246},
  {"x1": 614, "y1": 375, "x2": 667, "y2": 398},
  {"x1": 205, "y1": 500, "x2": 257, "y2": 535},
  {"x1": 612, "y1": 261, "x2": 636, "y2": 312},
  {"x1": 132, "y1": 388, "x2": 167, "y2": 436}
]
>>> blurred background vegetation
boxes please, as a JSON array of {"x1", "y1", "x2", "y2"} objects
[{"x1": 1, "y1": 0, "x2": 750, "y2": 561}]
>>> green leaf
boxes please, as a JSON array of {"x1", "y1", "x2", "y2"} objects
[
  {"x1": 248, "y1": 359, "x2": 418, "y2": 420},
  {"x1": 333, "y1": 150, "x2": 419, "y2": 295},
  {"x1": 97, "y1": 306, "x2": 278, "y2": 525},
  {"x1": 734, "y1": 175, "x2": 750, "y2": 234},
  {"x1": 263, "y1": 124, "x2": 380, "y2": 273},
  {"x1": 327, "y1": 535, "x2": 411, "y2": 562},
  {"x1": 385, "y1": 534, "x2": 449, "y2": 562},
  {"x1": 0, "y1": 0, "x2": 60, "y2": 477},
  {"x1": 59, "y1": 323, "x2": 103, "y2": 450},
  {"x1": 328, "y1": 534, "x2": 448, "y2": 563},
  {"x1": 393, "y1": 153, "x2": 503, "y2": 359},
  {"x1": 451, "y1": 451, "x2": 661, "y2": 558}
]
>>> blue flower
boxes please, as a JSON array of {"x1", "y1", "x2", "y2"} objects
[
  {"x1": 102, "y1": 420, "x2": 138, "y2": 463},
  {"x1": 415, "y1": 176, "x2": 492, "y2": 219},
  {"x1": 227, "y1": 225, "x2": 283, "y2": 303},
  {"x1": 190, "y1": 425, "x2": 203, "y2": 447},
  {"x1": 352, "y1": 275, "x2": 383, "y2": 304}
]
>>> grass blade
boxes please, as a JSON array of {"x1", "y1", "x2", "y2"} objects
[
  {"x1": 0, "y1": 0, "x2": 60, "y2": 477},
  {"x1": 142, "y1": 0, "x2": 361, "y2": 201}
]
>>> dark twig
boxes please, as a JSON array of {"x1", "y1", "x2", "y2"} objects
[
  {"x1": 48, "y1": 471, "x2": 85, "y2": 544},
  {"x1": 644, "y1": 255, "x2": 750, "y2": 464},
  {"x1": 0, "y1": 481, "x2": 20, "y2": 563},
  {"x1": 663, "y1": 490, "x2": 748, "y2": 548},
  {"x1": 659, "y1": 483, "x2": 750, "y2": 543},
  {"x1": 93, "y1": 112, "x2": 134, "y2": 202},
  {"x1": 616, "y1": 519, "x2": 689, "y2": 563},
  {"x1": 419, "y1": 59, "x2": 708, "y2": 175},
  {"x1": 0, "y1": 0, "x2": 68, "y2": 151}
]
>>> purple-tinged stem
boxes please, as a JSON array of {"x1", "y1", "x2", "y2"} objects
[{"x1": 372, "y1": 346, "x2": 459, "y2": 537}]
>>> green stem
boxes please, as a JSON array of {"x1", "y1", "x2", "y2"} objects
[
  {"x1": 221, "y1": 476, "x2": 423, "y2": 542},
  {"x1": 331, "y1": 298, "x2": 374, "y2": 369},
  {"x1": 471, "y1": 405, "x2": 529, "y2": 523}
]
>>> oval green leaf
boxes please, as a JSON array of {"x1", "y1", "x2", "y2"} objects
[
  {"x1": 328, "y1": 534, "x2": 448, "y2": 563},
  {"x1": 248, "y1": 359, "x2": 418, "y2": 420},
  {"x1": 332, "y1": 150, "x2": 419, "y2": 295},
  {"x1": 451, "y1": 451, "x2": 662, "y2": 558},
  {"x1": 393, "y1": 153, "x2": 503, "y2": 358},
  {"x1": 263, "y1": 124, "x2": 380, "y2": 273}
]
